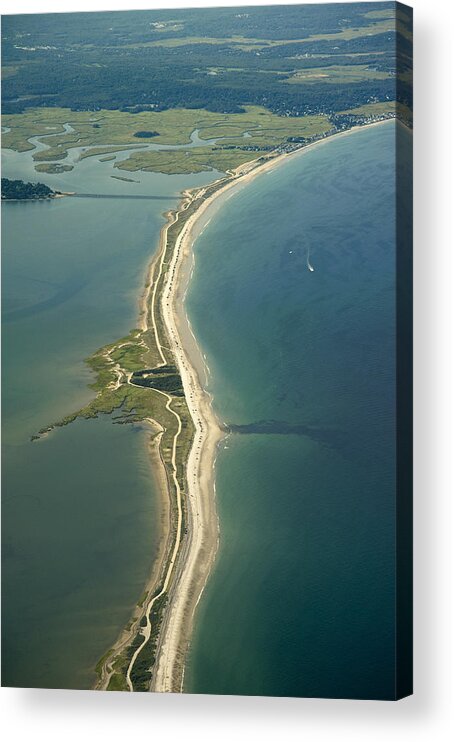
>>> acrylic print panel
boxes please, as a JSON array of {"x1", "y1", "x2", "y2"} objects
[{"x1": 1, "y1": 2, "x2": 413, "y2": 699}]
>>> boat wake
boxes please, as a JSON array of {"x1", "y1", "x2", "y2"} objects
[{"x1": 306, "y1": 247, "x2": 315, "y2": 272}]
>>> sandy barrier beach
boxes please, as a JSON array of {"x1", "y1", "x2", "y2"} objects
[{"x1": 148, "y1": 117, "x2": 394, "y2": 692}]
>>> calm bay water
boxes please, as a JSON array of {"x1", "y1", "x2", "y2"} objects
[
  {"x1": 1, "y1": 140, "x2": 218, "y2": 688},
  {"x1": 185, "y1": 121, "x2": 407, "y2": 699}
]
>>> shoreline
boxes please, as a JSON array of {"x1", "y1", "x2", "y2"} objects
[
  {"x1": 1, "y1": 190, "x2": 75, "y2": 202},
  {"x1": 94, "y1": 420, "x2": 175, "y2": 690},
  {"x1": 1, "y1": 193, "x2": 69, "y2": 202},
  {"x1": 147, "y1": 116, "x2": 394, "y2": 692},
  {"x1": 1, "y1": 114, "x2": 399, "y2": 691}
]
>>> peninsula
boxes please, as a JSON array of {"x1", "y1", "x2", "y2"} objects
[
  {"x1": 1, "y1": 1, "x2": 413, "y2": 699},
  {"x1": 1, "y1": 177, "x2": 62, "y2": 201},
  {"x1": 31, "y1": 119, "x2": 392, "y2": 692}
]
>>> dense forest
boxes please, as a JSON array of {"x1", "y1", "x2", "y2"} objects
[
  {"x1": 1, "y1": 177, "x2": 56, "y2": 200},
  {"x1": 1, "y1": 3, "x2": 412, "y2": 119}
]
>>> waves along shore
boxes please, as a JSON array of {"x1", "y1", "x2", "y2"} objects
[{"x1": 45, "y1": 117, "x2": 392, "y2": 692}]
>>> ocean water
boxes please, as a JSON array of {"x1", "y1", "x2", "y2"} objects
[
  {"x1": 1, "y1": 140, "x2": 219, "y2": 688},
  {"x1": 185, "y1": 121, "x2": 407, "y2": 699}
]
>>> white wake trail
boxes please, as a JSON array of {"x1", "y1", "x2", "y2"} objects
[{"x1": 306, "y1": 246, "x2": 314, "y2": 272}]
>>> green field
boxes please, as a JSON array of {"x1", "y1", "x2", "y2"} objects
[
  {"x1": 79, "y1": 144, "x2": 149, "y2": 161},
  {"x1": 2, "y1": 106, "x2": 331, "y2": 175},
  {"x1": 364, "y1": 9, "x2": 395, "y2": 20},
  {"x1": 340, "y1": 101, "x2": 396, "y2": 117},
  {"x1": 340, "y1": 101, "x2": 412, "y2": 127},
  {"x1": 144, "y1": 18, "x2": 397, "y2": 50},
  {"x1": 284, "y1": 64, "x2": 393, "y2": 85},
  {"x1": 115, "y1": 146, "x2": 257, "y2": 175},
  {"x1": 2, "y1": 105, "x2": 330, "y2": 151}
]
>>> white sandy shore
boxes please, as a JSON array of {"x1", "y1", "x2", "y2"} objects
[{"x1": 149, "y1": 117, "x2": 394, "y2": 692}]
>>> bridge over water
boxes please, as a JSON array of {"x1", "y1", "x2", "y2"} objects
[{"x1": 71, "y1": 193, "x2": 176, "y2": 201}]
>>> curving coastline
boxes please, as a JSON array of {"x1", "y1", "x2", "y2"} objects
[
  {"x1": 145, "y1": 117, "x2": 394, "y2": 692},
  {"x1": 3, "y1": 111, "x2": 398, "y2": 691}
]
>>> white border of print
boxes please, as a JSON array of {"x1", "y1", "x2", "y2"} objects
[{"x1": 1, "y1": 1, "x2": 452, "y2": 741}]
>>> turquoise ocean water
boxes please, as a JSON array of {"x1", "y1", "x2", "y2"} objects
[{"x1": 185, "y1": 121, "x2": 407, "y2": 699}]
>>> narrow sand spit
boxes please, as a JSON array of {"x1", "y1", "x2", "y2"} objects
[{"x1": 150, "y1": 118, "x2": 394, "y2": 692}]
